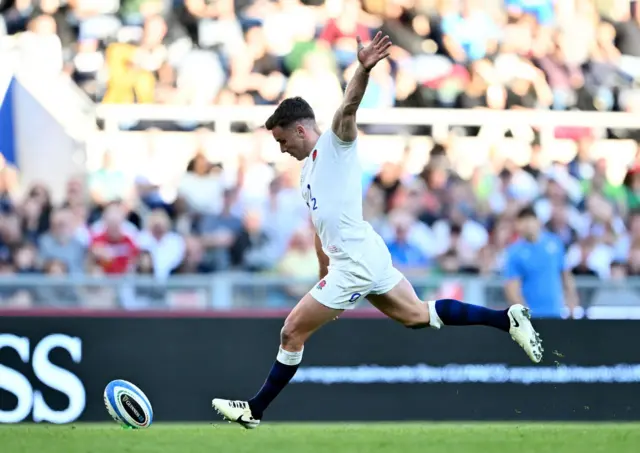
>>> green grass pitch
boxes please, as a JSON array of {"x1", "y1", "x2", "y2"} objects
[{"x1": 1, "y1": 423, "x2": 639, "y2": 453}]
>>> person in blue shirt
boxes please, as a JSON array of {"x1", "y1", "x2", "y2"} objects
[
  {"x1": 505, "y1": 0, "x2": 556, "y2": 26},
  {"x1": 504, "y1": 206, "x2": 579, "y2": 318}
]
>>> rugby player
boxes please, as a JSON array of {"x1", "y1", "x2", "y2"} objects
[{"x1": 212, "y1": 32, "x2": 543, "y2": 429}]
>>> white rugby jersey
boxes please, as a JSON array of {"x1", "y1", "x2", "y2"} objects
[{"x1": 300, "y1": 130, "x2": 374, "y2": 261}]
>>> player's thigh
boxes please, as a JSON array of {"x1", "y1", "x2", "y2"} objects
[
  {"x1": 282, "y1": 292, "x2": 343, "y2": 348},
  {"x1": 367, "y1": 272, "x2": 430, "y2": 328}
]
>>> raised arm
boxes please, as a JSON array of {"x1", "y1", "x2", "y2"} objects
[{"x1": 331, "y1": 32, "x2": 392, "y2": 143}]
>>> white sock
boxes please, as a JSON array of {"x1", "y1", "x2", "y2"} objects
[
  {"x1": 276, "y1": 346, "x2": 304, "y2": 366},
  {"x1": 427, "y1": 300, "x2": 443, "y2": 330}
]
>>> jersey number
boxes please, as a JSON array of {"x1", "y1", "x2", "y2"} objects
[{"x1": 307, "y1": 184, "x2": 318, "y2": 210}]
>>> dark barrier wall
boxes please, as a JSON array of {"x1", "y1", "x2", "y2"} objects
[{"x1": 1, "y1": 316, "x2": 640, "y2": 423}]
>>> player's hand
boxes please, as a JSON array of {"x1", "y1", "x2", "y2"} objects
[{"x1": 357, "y1": 31, "x2": 392, "y2": 71}]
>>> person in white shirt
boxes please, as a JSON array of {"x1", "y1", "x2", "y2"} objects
[
  {"x1": 137, "y1": 209, "x2": 185, "y2": 280},
  {"x1": 212, "y1": 32, "x2": 543, "y2": 429}
]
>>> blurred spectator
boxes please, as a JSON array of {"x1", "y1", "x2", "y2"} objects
[
  {"x1": 174, "y1": 235, "x2": 213, "y2": 274},
  {"x1": 134, "y1": 250, "x2": 166, "y2": 305},
  {"x1": 319, "y1": 0, "x2": 369, "y2": 68},
  {"x1": 385, "y1": 209, "x2": 431, "y2": 275},
  {"x1": 0, "y1": 260, "x2": 32, "y2": 308},
  {"x1": 37, "y1": 258, "x2": 78, "y2": 306},
  {"x1": 546, "y1": 205, "x2": 579, "y2": 249},
  {"x1": 13, "y1": 242, "x2": 38, "y2": 273},
  {"x1": 177, "y1": 152, "x2": 230, "y2": 216},
  {"x1": 381, "y1": 207, "x2": 435, "y2": 265},
  {"x1": 0, "y1": 167, "x2": 16, "y2": 215},
  {"x1": 627, "y1": 240, "x2": 640, "y2": 276},
  {"x1": 623, "y1": 164, "x2": 640, "y2": 211},
  {"x1": 34, "y1": 0, "x2": 75, "y2": 50},
  {"x1": 69, "y1": 0, "x2": 120, "y2": 41},
  {"x1": 194, "y1": 188, "x2": 242, "y2": 271},
  {"x1": 233, "y1": 132, "x2": 276, "y2": 211},
  {"x1": 505, "y1": 0, "x2": 555, "y2": 26},
  {"x1": 591, "y1": 260, "x2": 640, "y2": 308},
  {"x1": 134, "y1": 130, "x2": 175, "y2": 215},
  {"x1": 90, "y1": 200, "x2": 140, "y2": 238},
  {"x1": 20, "y1": 193, "x2": 49, "y2": 244},
  {"x1": 285, "y1": 50, "x2": 343, "y2": 112},
  {"x1": 363, "y1": 184, "x2": 386, "y2": 231},
  {"x1": 432, "y1": 191, "x2": 489, "y2": 258},
  {"x1": 262, "y1": 168, "x2": 309, "y2": 260},
  {"x1": 38, "y1": 208, "x2": 87, "y2": 275},
  {"x1": 71, "y1": 37, "x2": 105, "y2": 98},
  {"x1": 102, "y1": 41, "x2": 156, "y2": 104},
  {"x1": 138, "y1": 208, "x2": 185, "y2": 279},
  {"x1": 81, "y1": 258, "x2": 117, "y2": 308},
  {"x1": 569, "y1": 137, "x2": 596, "y2": 181},
  {"x1": 478, "y1": 217, "x2": 513, "y2": 275},
  {"x1": 578, "y1": 193, "x2": 626, "y2": 246},
  {"x1": 90, "y1": 203, "x2": 139, "y2": 274},
  {"x1": 16, "y1": 14, "x2": 63, "y2": 74},
  {"x1": 239, "y1": 24, "x2": 286, "y2": 105},
  {"x1": 612, "y1": 0, "x2": 640, "y2": 80},
  {"x1": 615, "y1": 210, "x2": 640, "y2": 261},
  {"x1": 185, "y1": 0, "x2": 244, "y2": 56},
  {"x1": 62, "y1": 176, "x2": 88, "y2": 208},
  {"x1": 534, "y1": 177, "x2": 582, "y2": 230},
  {"x1": 230, "y1": 209, "x2": 278, "y2": 272},
  {"x1": 262, "y1": 0, "x2": 318, "y2": 61},
  {"x1": 1, "y1": 213, "x2": 25, "y2": 259},
  {"x1": 566, "y1": 234, "x2": 614, "y2": 279},
  {"x1": 88, "y1": 151, "x2": 132, "y2": 207},
  {"x1": 277, "y1": 225, "x2": 319, "y2": 298},
  {"x1": 370, "y1": 159, "x2": 404, "y2": 212},
  {"x1": 441, "y1": 0, "x2": 501, "y2": 63}
]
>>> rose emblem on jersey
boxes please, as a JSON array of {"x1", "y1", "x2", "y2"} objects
[
  {"x1": 316, "y1": 280, "x2": 326, "y2": 290},
  {"x1": 312, "y1": 149, "x2": 317, "y2": 161}
]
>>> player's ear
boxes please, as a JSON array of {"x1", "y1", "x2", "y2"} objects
[{"x1": 295, "y1": 124, "x2": 305, "y2": 137}]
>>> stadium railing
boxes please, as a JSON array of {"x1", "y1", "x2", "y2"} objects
[{"x1": 0, "y1": 274, "x2": 638, "y2": 319}]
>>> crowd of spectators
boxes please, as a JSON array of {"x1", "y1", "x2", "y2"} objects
[
  {"x1": 0, "y1": 132, "x2": 637, "y2": 308},
  {"x1": 3, "y1": 0, "x2": 640, "y2": 309},
  {"x1": 1, "y1": 0, "x2": 640, "y2": 118}
]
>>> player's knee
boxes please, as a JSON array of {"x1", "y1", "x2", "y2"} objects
[
  {"x1": 401, "y1": 306, "x2": 430, "y2": 330},
  {"x1": 280, "y1": 323, "x2": 305, "y2": 351}
]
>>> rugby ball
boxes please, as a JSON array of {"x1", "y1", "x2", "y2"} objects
[{"x1": 104, "y1": 379, "x2": 153, "y2": 429}]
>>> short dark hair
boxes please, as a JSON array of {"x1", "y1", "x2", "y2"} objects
[
  {"x1": 265, "y1": 97, "x2": 315, "y2": 130},
  {"x1": 516, "y1": 205, "x2": 537, "y2": 220}
]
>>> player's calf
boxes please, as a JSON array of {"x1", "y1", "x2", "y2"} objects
[
  {"x1": 399, "y1": 305, "x2": 430, "y2": 329},
  {"x1": 212, "y1": 293, "x2": 341, "y2": 426},
  {"x1": 427, "y1": 298, "x2": 510, "y2": 332},
  {"x1": 280, "y1": 323, "x2": 306, "y2": 351}
]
